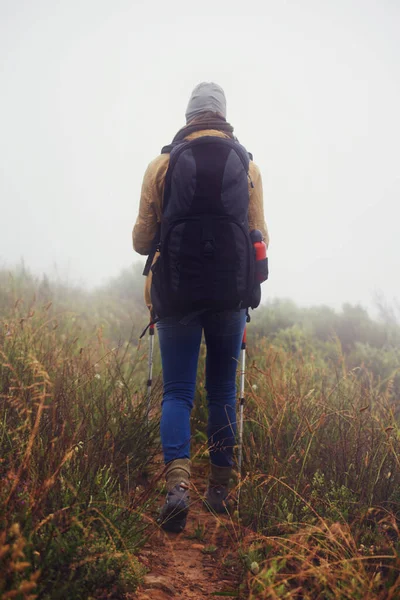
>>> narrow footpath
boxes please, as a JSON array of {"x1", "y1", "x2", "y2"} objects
[{"x1": 134, "y1": 460, "x2": 245, "y2": 600}]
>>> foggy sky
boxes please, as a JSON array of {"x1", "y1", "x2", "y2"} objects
[{"x1": 0, "y1": 0, "x2": 399, "y2": 309}]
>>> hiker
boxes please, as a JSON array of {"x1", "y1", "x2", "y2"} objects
[{"x1": 132, "y1": 82, "x2": 269, "y2": 532}]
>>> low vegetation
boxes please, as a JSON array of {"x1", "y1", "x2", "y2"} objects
[
  {"x1": 239, "y1": 301, "x2": 400, "y2": 598},
  {"x1": 0, "y1": 266, "x2": 159, "y2": 598},
  {"x1": 1, "y1": 265, "x2": 399, "y2": 598}
]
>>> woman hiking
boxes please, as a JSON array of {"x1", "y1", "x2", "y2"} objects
[{"x1": 132, "y1": 82, "x2": 269, "y2": 533}]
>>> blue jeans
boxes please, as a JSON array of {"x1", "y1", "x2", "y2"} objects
[{"x1": 156, "y1": 309, "x2": 247, "y2": 467}]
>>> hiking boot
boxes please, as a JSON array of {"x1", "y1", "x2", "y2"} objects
[
  {"x1": 204, "y1": 464, "x2": 232, "y2": 514},
  {"x1": 205, "y1": 483, "x2": 229, "y2": 513},
  {"x1": 158, "y1": 458, "x2": 191, "y2": 533},
  {"x1": 158, "y1": 482, "x2": 190, "y2": 532}
]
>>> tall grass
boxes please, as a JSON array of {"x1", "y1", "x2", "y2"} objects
[
  {"x1": 0, "y1": 268, "x2": 160, "y2": 598},
  {"x1": 239, "y1": 334, "x2": 400, "y2": 598},
  {"x1": 2, "y1": 266, "x2": 400, "y2": 598}
]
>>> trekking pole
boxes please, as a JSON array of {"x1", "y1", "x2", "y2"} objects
[
  {"x1": 146, "y1": 323, "x2": 155, "y2": 419},
  {"x1": 238, "y1": 327, "x2": 247, "y2": 478}
]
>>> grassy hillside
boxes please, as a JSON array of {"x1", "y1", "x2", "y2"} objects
[{"x1": 1, "y1": 266, "x2": 399, "y2": 598}]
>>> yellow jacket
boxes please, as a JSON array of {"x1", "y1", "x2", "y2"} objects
[{"x1": 132, "y1": 129, "x2": 269, "y2": 308}]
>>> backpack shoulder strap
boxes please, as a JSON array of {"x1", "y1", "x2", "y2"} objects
[
  {"x1": 161, "y1": 144, "x2": 173, "y2": 154},
  {"x1": 161, "y1": 141, "x2": 183, "y2": 154}
]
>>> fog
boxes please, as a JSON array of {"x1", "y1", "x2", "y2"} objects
[{"x1": 0, "y1": 0, "x2": 399, "y2": 310}]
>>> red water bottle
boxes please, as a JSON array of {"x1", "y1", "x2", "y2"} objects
[{"x1": 250, "y1": 230, "x2": 268, "y2": 282}]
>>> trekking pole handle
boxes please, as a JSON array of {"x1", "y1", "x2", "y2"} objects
[{"x1": 241, "y1": 327, "x2": 247, "y2": 350}]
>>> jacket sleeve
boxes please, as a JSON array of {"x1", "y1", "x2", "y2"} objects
[
  {"x1": 132, "y1": 155, "x2": 169, "y2": 255},
  {"x1": 248, "y1": 162, "x2": 269, "y2": 247}
]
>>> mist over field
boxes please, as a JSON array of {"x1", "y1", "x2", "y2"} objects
[
  {"x1": 1, "y1": 0, "x2": 399, "y2": 311},
  {"x1": 2, "y1": 4, "x2": 400, "y2": 597}
]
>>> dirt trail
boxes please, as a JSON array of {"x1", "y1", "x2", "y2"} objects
[{"x1": 134, "y1": 461, "x2": 244, "y2": 600}]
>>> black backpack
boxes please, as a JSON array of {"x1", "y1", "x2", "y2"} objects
[{"x1": 147, "y1": 136, "x2": 258, "y2": 319}]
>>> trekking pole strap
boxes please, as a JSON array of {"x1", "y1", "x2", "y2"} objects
[{"x1": 140, "y1": 318, "x2": 159, "y2": 339}]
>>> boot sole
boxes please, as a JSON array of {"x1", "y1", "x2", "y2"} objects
[
  {"x1": 203, "y1": 493, "x2": 230, "y2": 514},
  {"x1": 203, "y1": 499, "x2": 227, "y2": 514},
  {"x1": 159, "y1": 503, "x2": 189, "y2": 533}
]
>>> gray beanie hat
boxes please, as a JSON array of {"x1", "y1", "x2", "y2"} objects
[{"x1": 185, "y1": 82, "x2": 227, "y2": 124}]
